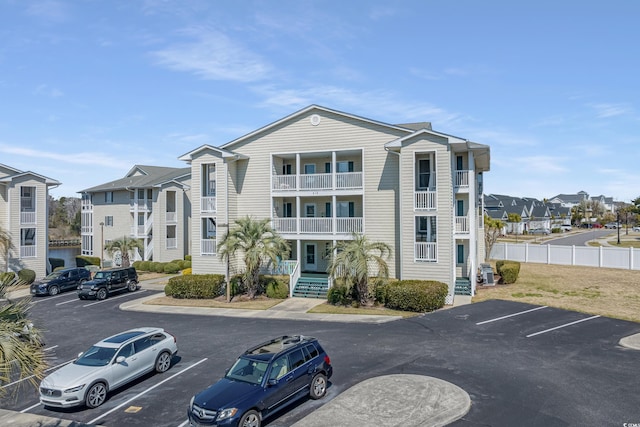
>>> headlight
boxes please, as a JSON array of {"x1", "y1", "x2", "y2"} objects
[
  {"x1": 64, "y1": 384, "x2": 86, "y2": 393},
  {"x1": 216, "y1": 408, "x2": 238, "y2": 421},
  {"x1": 189, "y1": 396, "x2": 194, "y2": 408}
]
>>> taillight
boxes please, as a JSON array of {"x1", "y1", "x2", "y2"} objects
[{"x1": 324, "y1": 355, "x2": 331, "y2": 365}]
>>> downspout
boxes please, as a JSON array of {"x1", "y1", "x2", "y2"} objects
[
  {"x1": 384, "y1": 147, "x2": 402, "y2": 279},
  {"x1": 224, "y1": 154, "x2": 241, "y2": 302}
]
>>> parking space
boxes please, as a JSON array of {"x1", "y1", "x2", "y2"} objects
[{"x1": 4, "y1": 295, "x2": 639, "y2": 427}]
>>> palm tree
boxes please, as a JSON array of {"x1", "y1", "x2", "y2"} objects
[
  {"x1": 0, "y1": 225, "x2": 14, "y2": 273},
  {"x1": 217, "y1": 216, "x2": 289, "y2": 299},
  {"x1": 327, "y1": 233, "x2": 391, "y2": 305},
  {"x1": 104, "y1": 236, "x2": 144, "y2": 267},
  {"x1": 0, "y1": 274, "x2": 46, "y2": 396}
]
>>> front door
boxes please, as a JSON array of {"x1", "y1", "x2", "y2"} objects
[{"x1": 304, "y1": 243, "x2": 317, "y2": 271}]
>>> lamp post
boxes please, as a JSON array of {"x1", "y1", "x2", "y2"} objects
[
  {"x1": 617, "y1": 211, "x2": 621, "y2": 245},
  {"x1": 99, "y1": 222, "x2": 105, "y2": 268}
]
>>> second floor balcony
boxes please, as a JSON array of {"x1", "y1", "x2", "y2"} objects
[
  {"x1": 415, "y1": 190, "x2": 437, "y2": 210},
  {"x1": 201, "y1": 196, "x2": 216, "y2": 213},
  {"x1": 272, "y1": 172, "x2": 363, "y2": 192},
  {"x1": 130, "y1": 200, "x2": 152, "y2": 212},
  {"x1": 20, "y1": 211, "x2": 36, "y2": 225},
  {"x1": 272, "y1": 217, "x2": 363, "y2": 235}
]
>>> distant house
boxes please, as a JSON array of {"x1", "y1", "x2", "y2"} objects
[
  {"x1": 0, "y1": 163, "x2": 61, "y2": 277},
  {"x1": 484, "y1": 194, "x2": 550, "y2": 232},
  {"x1": 79, "y1": 165, "x2": 191, "y2": 266}
]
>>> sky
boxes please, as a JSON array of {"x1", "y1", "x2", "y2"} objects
[{"x1": 1, "y1": 0, "x2": 639, "y2": 203}]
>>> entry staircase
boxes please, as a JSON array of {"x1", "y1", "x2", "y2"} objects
[
  {"x1": 292, "y1": 276, "x2": 329, "y2": 299},
  {"x1": 454, "y1": 277, "x2": 472, "y2": 296}
]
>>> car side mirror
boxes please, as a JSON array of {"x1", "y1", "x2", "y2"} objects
[
  {"x1": 77, "y1": 352, "x2": 83, "y2": 359},
  {"x1": 268, "y1": 379, "x2": 277, "y2": 387},
  {"x1": 116, "y1": 356, "x2": 126, "y2": 364}
]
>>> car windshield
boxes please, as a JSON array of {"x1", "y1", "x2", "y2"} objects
[
  {"x1": 93, "y1": 272, "x2": 109, "y2": 280},
  {"x1": 44, "y1": 272, "x2": 62, "y2": 280},
  {"x1": 225, "y1": 357, "x2": 269, "y2": 385},
  {"x1": 74, "y1": 346, "x2": 117, "y2": 366}
]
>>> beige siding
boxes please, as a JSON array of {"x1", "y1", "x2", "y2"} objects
[{"x1": 92, "y1": 189, "x2": 134, "y2": 265}]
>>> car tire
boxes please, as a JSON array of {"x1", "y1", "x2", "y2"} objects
[
  {"x1": 238, "y1": 409, "x2": 260, "y2": 427},
  {"x1": 155, "y1": 351, "x2": 171, "y2": 373},
  {"x1": 48, "y1": 285, "x2": 60, "y2": 296},
  {"x1": 309, "y1": 373, "x2": 327, "y2": 399},
  {"x1": 85, "y1": 382, "x2": 107, "y2": 408},
  {"x1": 78, "y1": 295, "x2": 86, "y2": 300},
  {"x1": 127, "y1": 280, "x2": 137, "y2": 292},
  {"x1": 96, "y1": 288, "x2": 108, "y2": 300}
]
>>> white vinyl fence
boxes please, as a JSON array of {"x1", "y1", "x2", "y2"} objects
[{"x1": 490, "y1": 242, "x2": 640, "y2": 270}]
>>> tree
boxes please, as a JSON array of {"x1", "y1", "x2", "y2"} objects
[
  {"x1": 0, "y1": 225, "x2": 14, "y2": 273},
  {"x1": 327, "y1": 233, "x2": 391, "y2": 305},
  {"x1": 104, "y1": 236, "x2": 144, "y2": 267},
  {"x1": 484, "y1": 215, "x2": 504, "y2": 261},
  {"x1": 0, "y1": 274, "x2": 46, "y2": 396},
  {"x1": 217, "y1": 216, "x2": 290, "y2": 300}
]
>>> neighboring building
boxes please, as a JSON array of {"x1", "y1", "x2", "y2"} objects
[
  {"x1": 79, "y1": 165, "x2": 191, "y2": 266},
  {"x1": 0, "y1": 163, "x2": 61, "y2": 278},
  {"x1": 178, "y1": 105, "x2": 490, "y2": 303},
  {"x1": 548, "y1": 191, "x2": 589, "y2": 208}
]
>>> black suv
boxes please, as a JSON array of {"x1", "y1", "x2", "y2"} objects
[
  {"x1": 77, "y1": 267, "x2": 138, "y2": 300},
  {"x1": 188, "y1": 335, "x2": 333, "y2": 427},
  {"x1": 31, "y1": 267, "x2": 91, "y2": 296}
]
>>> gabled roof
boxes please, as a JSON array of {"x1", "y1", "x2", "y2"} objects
[
  {"x1": 0, "y1": 164, "x2": 61, "y2": 186},
  {"x1": 178, "y1": 145, "x2": 247, "y2": 163},
  {"x1": 394, "y1": 122, "x2": 432, "y2": 131},
  {"x1": 550, "y1": 192, "x2": 589, "y2": 204},
  {"x1": 219, "y1": 105, "x2": 413, "y2": 151},
  {"x1": 79, "y1": 165, "x2": 190, "y2": 193}
]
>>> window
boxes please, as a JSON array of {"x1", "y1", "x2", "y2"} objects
[
  {"x1": 282, "y1": 164, "x2": 292, "y2": 175},
  {"x1": 21, "y1": 186, "x2": 35, "y2": 211},
  {"x1": 416, "y1": 216, "x2": 437, "y2": 242},
  {"x1": 288, "y1": 349, "x2": 306, "y2": 370},
  {"x1": 305, "y1": 204, "x2": 316, "y2": 218},
  {"x1": 418, "y1": 159, "x2": 431, "y2": 190},
  {"x1": 337, "y1": 201, "x2": 354, "y2": 217},
  {"x1": 456, "y1": 200, "x2": 464, "y2": 216},
  {"x1": 337, "y1": 161, "x2": 354, "y2": 173},
  {"x1": 283, "y1": 202, "x2": 293, "y2": 218},
  {"x1": 203, "y1": 218, "x2": 216, "y2": 238},
  {"x1": 105, "y1": 191, "x2": 114, "y2": 203},
  {"x1": 105, "y1": 216, "x2": 113, "y2": 227},
  {"x1": 304, "y1": 164, "x2": 315, "y2": 174},
  {"x1": 456, "y1": 155, "x2": 464, "y2": 170},
  {"x1": 203, "y1": 164, "x2": 216, "y2": 196}
]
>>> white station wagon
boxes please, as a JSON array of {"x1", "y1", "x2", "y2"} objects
[{"x1": 39, "y1": 327, "x2": 178, "y2": 408}]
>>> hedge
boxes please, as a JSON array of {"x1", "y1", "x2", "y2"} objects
[
  {"x1": 165, "y1": 274, "x2": 226, "y2": 299},
  {"x1": 496, "y1": 260, "x2": 521, "y2": 284},
  {"x1": 264, "y1": 276, "x2": 289, "y2": 299},
  {"x1": 383, "y1": 280, "x2": 448, "y2": 313},
  {"x1": 18, "y1": 269, "x2": 36, "y2": 285},
  {"x1": 76, "y1": 255, "x2": 100, "y2": 267}
]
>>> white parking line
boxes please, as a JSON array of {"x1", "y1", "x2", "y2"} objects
[
  {"x1": 177, "y1": 420, "x2": 189, "y2": 427},
  {"x1": 20, "y1": 402, "x2": 41, "y2": 413},
  {"x1": 56, "y1": 298, "x2": 80, "y2": 306},
  {"x1": 526, "y1": 315, "x2": 601, "y2": 338},
  {"x1": 476, "y1": 306, "x2": 548, "y2": 325},
  {"x1": 7, "y1": 358, "x2": 74, "y2": 390},
  {"x1": 88, "y1": 357, "x2": 208, "y2": 425},
  {"x1": 31, "y1": 293, "x2": 73, "y2": 304},
  {"x1": 82, "y1": 290, "x2": 148, "y2": 307}
]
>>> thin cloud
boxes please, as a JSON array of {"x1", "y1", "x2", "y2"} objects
[
  {"x1": 34, "y1": 84, "x2": 64, "y2": 98},
  {"x1": 588, "y1": 103, "x2": 632, "y2": 118},
  {"x1": 151, "y1": 27, "x2": 271, "y2": 82},
  {"x1": 514, "y1": 156, "x2": 567, "y2": 174},
  {"x1": 25, "y1": 0, "x2": 69, "y2": 23},
  {"x1": 0, "y1": 144, "x2": 123, "y2": 168}
]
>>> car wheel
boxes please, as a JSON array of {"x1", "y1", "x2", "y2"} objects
[
  {"x1": 127, "y1": 280, "x2": 137, "y2": 292},
  {"x1": 48, "y1": 285, "x2": 60, "y2": 296},
  {"x1": 155, "y1": 351, "x2": 171, "y2": 373},
  {"x1": 85, "y1": 382, "x2": 107, "y2": 408},
  {"x1": 96, "y1": 288, "x2": 108, "y2": 300},
  {"x1": 309, "y1": 373, "x2": 327, "y2": 399},
  {"x1": 78, "y1": 295, "x2": 86, "y2": 300},
  {"x1": 238, "y1": 410, "x2": 260, "y2": 427}
]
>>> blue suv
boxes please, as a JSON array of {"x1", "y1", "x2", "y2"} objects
[{"x1": 188, "y1": 335, "x2": 333, "y2": 427}]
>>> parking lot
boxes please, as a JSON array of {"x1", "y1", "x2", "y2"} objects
[{"x1": 1, "y1": 288, "x2": 639, "y2": 426}]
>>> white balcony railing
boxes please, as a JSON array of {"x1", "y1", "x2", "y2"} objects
[
  {"x1": 415, "y1": 242, "x2": 437, "y2": 261},
  {"x1": 130, "y1": 225, "x2": 145, "y2": 236},
  {"x1": 130, "y1": 200, "x2": 152, "y2": 211},
  {"x1": 20, "y1": 245, "x2": 36, "y2": 258},
  {"x1": 81, "y1": 201, "x2": 93, "y2": 211},
  {"x1": 300, "y1": 217, "x2": 332, "y2": 233},
  {"x1": 166, "y1": 212, "x2": 177, "y2": 223},
  {"x1": 455, "y1": 170, "x2": 469, "y2": 189},
  {"x1": 166, "y1": 238, "x2": 177, "y2": 249},
  {"x1": 415, "y1": 190, "x2": 437, "y2": 210},
  {"x1": 455, "y1": 216, "x2": 469, "y2": 233},
  {"x1": 81, "y1": 226, "x2": 93, "y2": 234},
  {"x1": 21, "y1": 211, "x2": 36, "y2": 224},
  {"x1": 201, "y1": 196, "x2": 216, "y2": 213},
  {"x1": 272, "y1": 218, "x2": 297, "y2": 233},
  {"x1": 201, "y1": 239, "x2": 216, "y2": 255},
  {"x1": 273, "y1": 217, "x2": 363, "y2": 234},
  {"x1": 272, "y1": 172, "x2": 363, "y2": 192},
  {"x1": 336, "y1": 217, "x2": 363, "y2": 233}
]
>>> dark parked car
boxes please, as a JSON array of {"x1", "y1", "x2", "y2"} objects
[
  {"x1": 77, "y1": 267, "x2": 138, "y2": 300},
  {"x1": 187, "y1": 335, "x2": 333, "y2": 427},
  {"x1": 31, "y1": 267, "x2": 91, "y2": 296}
]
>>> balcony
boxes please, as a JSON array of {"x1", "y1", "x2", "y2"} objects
[
  {"x1": 166, "y1": 238, "x2": 177, "y2": 249},
  {"x1": 166, "y1": 212, "x2": 177, "y2": 223},
  {"x1": 414, "y1": 242, "x2": 437, "y2": 262},
  {"x1": 201, "y1": 239, "x2": 216, "y2": 255},
  {"x1": 272, "y1": 172, "x2": 363, "y2": 192},
  {"x1": 201, "y1": 196, "x2": 216, "y2": 213},
  {"x1": 272, "y1": 217, "x2": 363, "y2": 235},
  {"x1": 130, "y1": 200, "x2": 152, "y2": 212},
  {"x1": 455, "y1": 170, "x2": 469, "y2": 192},
  {"x1": 415, "y1": 191, "x2": 437, "y2": 210},
  {"x1": 455, "y1": 216, "x2": 469, "y2": 234},
  {"x1": 81, "y1": 200, "x2": 93, "y2": 211},
  {"x1": 20, "y1": 245, "x2": 36, "y2": 258},
  {"x1": 21, "y1": 211, "x2": 36, "y2": 225}
]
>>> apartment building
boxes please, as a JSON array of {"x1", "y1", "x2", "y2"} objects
[
  {"x1": 79, "y1": 165, "x2": 191, "y2": 266},
  {"x1": 179, "y1": 105, "x2": 490, "y2": 303},
  {"x1": 0, "y1": 163, "x2": 61, "y2": 278}
]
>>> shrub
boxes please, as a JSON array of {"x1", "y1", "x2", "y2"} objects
[
  {"x1": 165, "y1": 274, "x2": 226, "y2": 299},
  {"x1": 18, "y1": 269, "x2": 36, "y2": 285},
  {"x1": 76, "y1": 255, "x2": 100, "y2": 267},
  {"x1": 178, "y1": 260, "x2": 192, "y2": 270},
  {"x1": 184, "y1": 255, "x2": 192, "y2": 261},
  {"x1": 230, "y1": 274, "x2": 246, "y2": 297},
  {"x1": 49, "y1": 258, "x2": 65, "y2": 271},
  {"x1": 181, "y1": 267, "x2": 192, "y2": 275},
  {"x1": 384, "y1": 280, "x2": 448, "y2": 313},
  {"x1": 499, "y1": 261, "x2": 521, "y2": 284},
  {"x1": 264, "y1": 276, "x2": 289, "y2": 299},
  {"x1": 163, "y1": 262, "x2": 181, "y2": 274},
  {"x1": 327, "y1": 284, "x2": 352, "y2": 306},
  {"x1": 152, "y1": 262, "x2": 166, "y2": 273}
]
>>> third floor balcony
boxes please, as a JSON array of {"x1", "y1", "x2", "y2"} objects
[{"x1": 272, "y1": 172, "x2": 363, "y2": 193}]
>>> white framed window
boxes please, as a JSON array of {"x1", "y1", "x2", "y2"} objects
[
  {"x1": 105, "y1": 216, "x2": 114, "y2": 227},
  {"x1": 105, "y1": 191, "x2": 114, "y2": 203},
  {"x1": 304, "y1": 164, "x2": 316, "y2": 174},
  {"x1": 416, "y1": 216, "x2": 437, "y2": 242}
]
